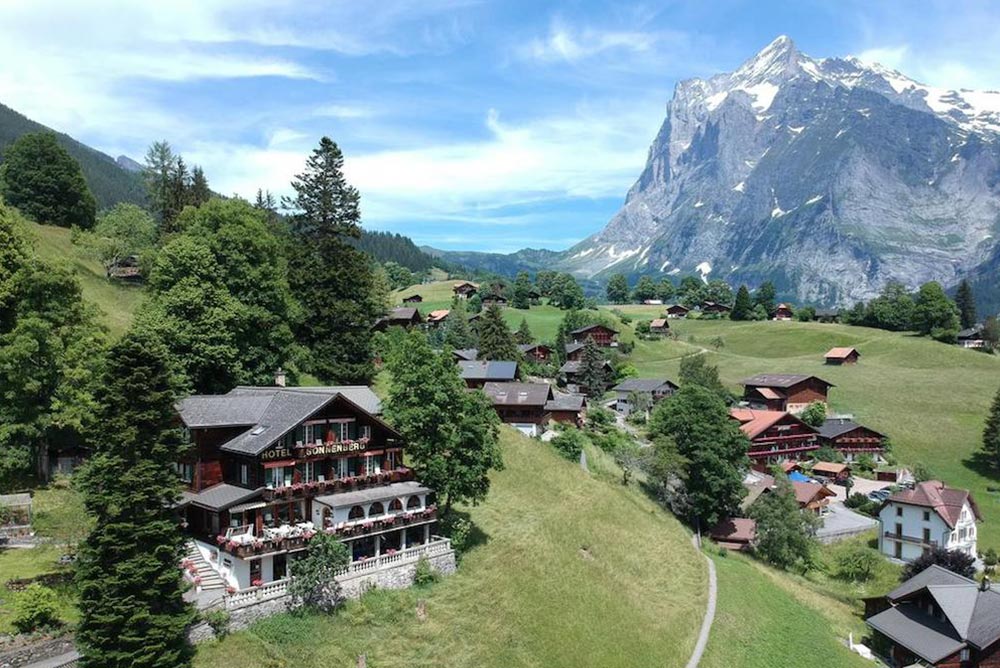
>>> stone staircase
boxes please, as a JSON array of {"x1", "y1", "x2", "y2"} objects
[{"x1": 184, "y1": 541, "x2": 227, "y2": 591}]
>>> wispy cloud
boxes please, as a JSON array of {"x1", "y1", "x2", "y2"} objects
[{"x1": 520, "y1": 21, "x2": 660, "y2": 63}]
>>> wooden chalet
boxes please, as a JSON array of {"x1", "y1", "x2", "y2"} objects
[
  {"x1": 564, "y1": 342, "x2": 585, "y2": 361},
  {"x1": 612, "y1": 378, "x2": 678, "y2": 416},
  {"x1": 452, "y1": 281, "x2": 479, "y2": 299},
  {"x1": 865, "y1": 565, "x2": 1000, "y2": 667},
  {"x1": 730, "y1": 408, "x2": 820, "y2": 464},
  {"x1": 664, "y1": 304, "x2": 690, "y2": 318},
  {"x1": 559, "y1": 359, "x2": 614, "y2": 396},
  {"x1": 740, "y1": 373, "x2": 834, "y2": 413},
  {"x1": 811, "y1": 461, "x2": 851, "y2": 483},
  {"x1": 825, "y1": 346, "x2": 860, "y2": 365},
  {"x1": 709, "y1": 518, "x2": 757, "y2": 551},
  {"x1": 570, "y1": 324, "x2": 619, "y2": 347},
  {"x1": 772, "y1": 303, "x2": 794, "y2": 320},
  {"x1": 792, "y1": 481, "x2": 836, "y2": 514},
  {"x1": 518, "y1": 343, "x2": 553, "y2": 363},
  {"x1": 958, "y1": 326, "x2": 986, "y2": 349},
  {"x1": 372, "y1": 307, "x2": 423, "y2": 331},
  {"x1": 545, "y1": 392, "x2": 586, "y2": 428},
  {"x1": 481, "y1": 382, "x2": 585, "y2": 433},
  {"x1": 425, "y1": 309, "x2": 449, "y2": 327},
  {"x1": 458, "y1": 360, "x2": 518, "y2": 388},
  {"x1": 815, "y1": 309, "x2": 841, "y2": 323},
  {"x1": 818, "y1": 417, "x2": 886, "y2": 460},
  {"x1": 780, "y1": 461, "x2": 803, "y2": 475},
  {"x1": 700, "y1": 301, "x2": 731, "y2": 315},
  {"x1": 402, "y1": 294, "x2": 423, "y2": 304},
  {"x1": 482, "y1": 294, "x2": 508, "y2": 307},
  {"x1": 175, "y1": 386, "x2": 445, "y2": 590},
  {"x1": 649, "y1": 318, "x2": 670, "y2": 335}
]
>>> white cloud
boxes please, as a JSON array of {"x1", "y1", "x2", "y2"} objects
[
  {"x1": 854, "y1": 45, "x2": 910, "y2": 71},
  {"x1": 522, "y1": 22, "x2": 659, "y2": 63}
]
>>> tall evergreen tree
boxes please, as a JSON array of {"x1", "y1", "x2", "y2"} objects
[
  {"x1": 384, "y1": 330, "x2": 503, "y2": 514},
  {"x1": 981, "y1": 384, "x2": 1000, "y2": 471},
  {"x1": 514, "y1": 317, "x2": 533, "y2": 345},
  {"x1": 577, "y1": 338, "x2": 610, "y2": 396},
  {"x1": 754, "y1": 281, "x2": 777, "y2": 315},
  {"x1": 606, "y1": 273, "x2": 629, "y2": 304},
  {"x1": 444, "y1": 296, "x2": 476, "y2": 350},
  {"x1": 75, "y1": 331, "x2": 195, "y2": 668},
  {"x1": 477, "y1": 303, "x2": 520, "y2": 361},
  {"x1": 731, "y1": 285, "x2": 753, "y2": 320},
  {"x1": 188, "y1": 166, "x2": 211, "y2": 207},
  {"x1": 284, "y1": 137, "x2": 382, "y2": 383},
  {"x1": 511, "y1": 271, "x2": 532, "y2": 309},
  {"x1": 0, "y1": 132, "x2": 96, "y2": 229},
  {"x1": 955, "y1": 279, "x2": 977, "y2": 330},
  {"x1": 143, "y1": 141, "x2": 177, "y2": 231},
  {"x1": 168, "y1": 157, "x2": 190, "y2": 225}
]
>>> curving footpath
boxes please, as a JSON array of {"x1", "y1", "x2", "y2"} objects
[{"x1": 684, "y1": 534, "x2": 718, "y2": 668}]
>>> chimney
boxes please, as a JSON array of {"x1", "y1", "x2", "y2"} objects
[
  {"x1": 274, "y1": 367, "x2": 286, "y2": 388},
  {"x1": 981, "y1": 576, "x2": 991, "y2": 592}
]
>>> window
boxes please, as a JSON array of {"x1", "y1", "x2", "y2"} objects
[
  {"x1": 240, "y1": 464, "x2": 249, "y2": 486},
  {"x1": 407, "y1": 495, "x2": 422, "y2": 510},
  {"x1": 922, "y1": 528, "x2": 930, "y2": 543},
  {"x1": 295, "y1": 461, "x2": 314, "y2": 483},
  {"x1": 305, "y1": 423, "x2": 323, "y2": 445},
  {"x1": 389, "y1": 498, "x2": 403, "y2": 512},
  {"x1": 361, "y1": 425, "x2": 371, "y2": 440},
  {"x1": 364, "y1": 454, "x2": 380, "y2": 476},
  {"x1": 348, "y1": 505, "x2": 365, "y2": 520},
  {"x1": 336, "y1": 458, "x2": 348, "y2": 479},
  {"x1": 960, "y1": 649, "x2": 970, "y2": 662},
  {"x1": 264, "y1": 466, "x2": 293, "y2": 488},
  {"x1": 895, "y1": 523, "x2": 902, "y2": 537},
  {"x1": 923, "y1": 511, "x2": 930, "y2": 521},
  {"x1": 369, "y1": 502, "x2": 384, "y2": 517},
  {"x1": 337, "y1": 421, "x2": 358, "y2": 442},
  {"x1": 896, "y1": 507, "x2": 902, "y2": 517},
  {"x1": 387, "y1": 450, "x2": 398, "y2": 470},
  {"x1": 175, "y1": 462, "x2": 194, "y2": 483}
]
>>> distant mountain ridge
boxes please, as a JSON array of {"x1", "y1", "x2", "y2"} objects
[
  {"x1": 0, "y1": 102, "x2": 146, "y2": 210},
  {"x1": 554, "y1": 36, "x2": 1000, "y2": 307}
]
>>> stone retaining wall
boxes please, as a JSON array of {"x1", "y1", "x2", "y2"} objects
[{"x1": 0, "y1": 634, "x2": 75, "y2": 668}]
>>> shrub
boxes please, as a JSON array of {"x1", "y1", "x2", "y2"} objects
[
  {"x1": 835, "y1": 546, "x2": 881, "y2": 582},
  {"x1": 203, "y1": 609, "x2": 231, "y2": 638},
  {"x1": 550, "y1": 428, "x2": 587, "y2": 461},
  {"x1": 413, "y1": 555, "x2": 439, "y2": 587},
  {"x1": 441, "y1": 515, "x2": 473, "y2": 556},
  {"x1": 902, "y1": 546, "x2": 976, "y2": 581},
  {"x1": 799, "y1": 402, "x2": 828, "y2": 428},
  {"x1": 12, "y1": 584, "x2": 61, "y2": 634}
]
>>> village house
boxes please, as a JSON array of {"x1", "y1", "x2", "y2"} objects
[
  {"x1": 481, "y1": 383, "x2": 584, "y2": 435},
  {"x1": 780, "y1": 460, "x2": 803, "y2": 475},
  {"x1": 700, "y1": 301, "x2": 731, "y2": 315},
  {"x1": 482, "y1": 294, "x2": 508, "y2": 307},
  {"x1": 772, "y1": 303, "x2": 794, "y2": 320},
  {"x1": 401, "y1": 294, "x2": 423, "y2": 304},
  {"x1": 730, "y1": 408, "x2": 820, "y2": 465},
  {"x1": 824, "y1": 346, "x2": 860, "y2": 365},
  {"x1": 865, "y1": 565, "x2": 1000, "y2": 667},
  {"x1": 425, "y1": 309, "x2": 449, "y2": 327},
  {"x1": 815, "y1": 309, "x2": 841, "y2": 323},
  {"x1": 560, "y1": 359, "x2": 614, "y2": 396},
  {"x1": 709, "y1": 518, "x2": 757, "y2": 551},
  {"x1": 741, "y1": 373, "x2": 834, "y2": 413},
  {"x1": 741, "y1": 470, "x2": 776, "y2": 512},
  {"x1": 649, "y1": 318, "x2": 670, "y2": 335},
  {"x1": 452, "y1": 281, "x2": 478, "y2": 299},
  {"x1": 664, "y1": 304, "x2": 690, "y2": 318},
  {"x1": 958, "y1": 325, "x2": 986, "y2": 349},
  {"x1": 878, "y1": 480, "x2": 980, "y2": 562},
  {"x1": 817, "y1": 417, "x2": 887, "y2": 461},
  {"x1": 545, "y1": 393, "x2": 586, "y2": 428},
  {"x1": 612, "y1": 378, "x2": 678, "y2": 416},
  {"x1": 458, "y1": 360, "x2": 518, "y2": 388},
  {"x1": 793, "y1": 481, "x2": 836, "y2": 514},
  {"x1": 372, "y1": 307, "x2": 423, "y2": 331},
  {"x1": 175, "y1": 385, "x2": 449, "y2": 591},
  {"x1": 570, "y1": 324, "x2": 619, "y2": 347},
  {"x1": 518, "y1": 343, "x2": 553, "y2": 363},
  {"x1": 564, "y1": 342, "x2": 585, "y2": 361},
  {"x1": 811, "y1": 461, "x2": 851, "y2": 484}
]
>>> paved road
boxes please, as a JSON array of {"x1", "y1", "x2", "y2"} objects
[
  {"x1": 23, "y1": 650, "x2": 79, "y2": 668},
  {"x1": 817, "y1": 503, "x2": 879, "y2": 543},
  {"x1": 685, "y1": 534, "x2": 718, "y2": 668}
]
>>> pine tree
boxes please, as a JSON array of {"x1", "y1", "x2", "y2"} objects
[
  {"x1": 167, "y1": 157, "x2": 190, "y2": 229},
  {"x1": 143, "y1": 141, "x2": 176, "y2": 231},
  {"x1": 188, "y1": 166, "x2": 211, "y2": 207},
  {"x1": 955, "y1": 279, "x2": 977, "y2": 330},
  {"x1": 511, "y1": 271, "x2": 532, "y2": 309},
  {"x1": 477, "y1": 303, "x2": 520, "y2": 361},
  {"x1": 0, "y1": 132, "x2": 96, "y2": 229},
  {"x1": 982, "y1": 384, "x2": 1000, "y2": 470},
  {"x1": 577, "y1": 338, "x2": 610, "y2": 396},
  {"x1": 285, "y1": 138, "x2": 381, "y2": 383},
  {"x1": 75, "y1": 331, "x2": 195, "y2": 668},
  {"x1": 606, "y1": 274, "x2": 629, "y2": 304},
  {"x1": 514, "y1": 317, "x2": 533, "y2": 345},
  {"x1": 444, "y1": 297, "x2": 476, "y2": 350},
  {"x1": 731, "y1": 285, "x2": 753, "y2": 320}
]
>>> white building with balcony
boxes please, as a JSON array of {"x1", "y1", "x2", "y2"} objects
[{"x1": 878, "y1": 480, "x2": 981, "y2": 563}]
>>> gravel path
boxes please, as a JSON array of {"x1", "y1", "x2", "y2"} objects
[{"x1": 685, "y1": 534, "x2": 718, "y2": 668}]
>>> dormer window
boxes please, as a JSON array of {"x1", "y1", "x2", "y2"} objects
[{"x1": 250, "y1": 425, "x2": 266, "y2": 436}]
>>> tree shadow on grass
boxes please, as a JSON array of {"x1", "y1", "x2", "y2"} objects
[
  {"x1": 962, "y1": 452, "x2": 1000, "y2": 489},
  {"x1": 441, "y1": 509, "x2": 490, "y2": 557}
]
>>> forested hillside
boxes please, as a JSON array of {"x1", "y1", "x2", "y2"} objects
[
  {"x1": 0, "y1": 102, "x2": 145, "y2": 209},
  {"x1": 352, "y1": 229, "x2": 437, "y2": 273}
]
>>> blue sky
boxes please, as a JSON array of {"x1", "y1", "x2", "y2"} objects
[{"x1": 2, "y1": 1, "x2": 1000, "y2": 252}]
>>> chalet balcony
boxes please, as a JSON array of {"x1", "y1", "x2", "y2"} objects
[
  {"x1": 261, "y1": 467, "x2": 414, "y2": 502},
  {"x1": 883, "y1": 531, "x2": 938, "y2": 548}
]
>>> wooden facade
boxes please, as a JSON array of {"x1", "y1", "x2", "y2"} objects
[
  {"x1": 730, "y1": 408, "x2": 820, "y2": 464},
  {"x1": 825, "y1": 347, "x2": 860, "y2": 365},
  {"x1": 741, "y1": 374, "x2": 833, "y2": 413},
  {"x1": 665, "y1": 304, "x2": 689, "y2": 318},
  {"x1": 773, "y1": 303, "x2": 794, "y2": 320},
  {"x1": 570, "y1": 324, "x2": 618, "y2": 347}
]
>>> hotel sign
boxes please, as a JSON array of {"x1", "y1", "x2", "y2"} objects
[{"x1": 261, "y1": 439, "x2": 372, "y2": 461}]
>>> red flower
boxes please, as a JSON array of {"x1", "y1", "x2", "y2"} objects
[{"x1": 251, "y1": 579, "x2": 263, "y2": 587}]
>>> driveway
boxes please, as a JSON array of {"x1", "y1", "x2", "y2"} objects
[
  {"x1": 828, "y1": 476, "x2": 894, "y2": 502},
  {"x1": 816, "y1": 503, "x2": 879, "y2": 543}
]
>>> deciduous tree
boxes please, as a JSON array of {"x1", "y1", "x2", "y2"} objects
[
  {"x1": 606, "y1": 273, "x2": 629, "y2": 304},
  {"x1": 678, "y1": 353, "x2": 729, "y2": 401},
  {"x1": 288, "y1": 532, "x2": 350, "y2": 613},
  {"x1": 632, "y1": 275, "x2": 657, "y2": 303},
  {"x1": 511, "y1": 271, "x2": 532, "y2": 309},
  {"x1": 901, "y1": 545, "x2": 976, "y2": 581},
  {"x1": 913, "y1": 281, "x2": 960, "y2": 342},
  {"x1": 751, "y1": 475, "x2": 819, "y2": 570}
]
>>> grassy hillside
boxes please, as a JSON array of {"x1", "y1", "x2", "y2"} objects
[
  {"x1": 195, "y1": 428, "x2": 708, "y2": 668},
  {"x1": 611, "y1": 308, "x2": 1000, "y2": 548},
  {"x1": 25, "y1": 220, "x2": 143, "y2": 336}
]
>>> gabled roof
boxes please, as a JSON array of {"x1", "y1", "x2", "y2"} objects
[
  {"x1": 866, "y1": 604, "x2": 966, "y2": 664},
  {"x1": 545, "y1": 392, "x2": 585, "y2": 412},
  {"x1": 570, "y1": 323, "x2": 619, "y2": 335},
  {"x1": 825, "y1": 347, "x2": 859, "y2": 359},
  {"x1": 818, "y1": 417, "x2": 885, "y2": 440},
  {"x1": 482, "y1": 382, "x2": 553, "y2": 407},
  {"x1": 741, "y1": 373, "x2": 833, "y2": 389},
  {"x1": 888, "y1": 564, "x2": 973, "y2": 601},
  {"x1": 452, "y1": 281, "x2": 478, "y2": 290},
  {"x1": 177, "y1": 393, "x2": 276, "y2": 429},
  {"x1": 387, "y1": 307, "x2": 421, "y2": 321},
  {"x1": 612, "y1": 378, "x2": 678, "y2": 393},
  {"x1": 729, "y1": 408, "x2": 815, "y2": 440},
  {"x1": 426, "y1": 309, "x2": 450, "y2": 322},
  {"x1": 564, "y1": 342, "x2": 585, "y2": 355},
  {"x1": 887, "y1": 480, "x2": 980, "y2": 529},
  {"x1": 709, "y1": 518, "x2": 757, "y2": 542},
  {"x1": 812, "y1": 461, "x2": 849, "y2": 475},
  {"x1": 958, "y1": 325, "x2": 983, "y2": 339},
  {"x1": 458, "y1": 360, "x2": 518, "y2": 381},
  {"x1": 179, "y1": 483, "x2": 264, "y2": 512},
  {"x1": 650, "y1": 318, "x2": 668, "y2": 328},
  {"x1": 665, "y1": 303, "x2": 689, "y2": 312},
  {"x1": 518, "y1": 343, "x2": 550, "y2": 353},
  {"x1": 452, "y1": 348, "x2": 478, "y2": 361},
  {"x1": 560, "y1": 360, "x2": 612, "y2": 375},
  {"x1": 792, "y1": 481, "x2": 835, "y2": 505}
]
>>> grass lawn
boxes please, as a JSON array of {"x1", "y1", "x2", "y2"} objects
[
  {"x1": 195, "y1": 427, "x2": 708, "y2": 668},
  {"x1": 611, "y1": 313, "x2": 1000, "y2": 550},
  {"x1": 25, "y1": 220, "x2": 144, "y2": 337}
]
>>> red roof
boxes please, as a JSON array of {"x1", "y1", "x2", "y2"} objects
[
  {"x1": 650, "y1": 318, "x2": 668, "y2": 328},
  {"x1": 792, "y1": 481, "x2": 835, "y2": 506},
  {"x1": 825, "y1": 347, "x2": 859, "y2": 359},
  {"x1": 709, "y1": 518, "x2": 757, "y2": 543},
  {"x1": 780, "y1": 461, "x2": 802, "y2": 473},
  {"x1": 729, "y1": 408, "x2": 810, "y2": 440},
  {"x1": 888, "y1": 480, "x2": 980, "y2": 528},
  {"x1": 812, "y1": 461, "x2": 849, "y2": 475}
]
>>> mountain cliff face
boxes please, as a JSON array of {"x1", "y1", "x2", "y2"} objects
[{"x1": 559, "y1": 36, "x2": 1000, "y2": 306}]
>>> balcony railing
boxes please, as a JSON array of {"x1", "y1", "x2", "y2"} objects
[
  {"x1": 327, "y1": 506, "x2": 437, "y2": 539},
  {"x1": 261, "y1": 467, "x2": 414, "y2": 501},
  {"x1": 884, "y1": 531, "x2": 937, "y2": 547}
]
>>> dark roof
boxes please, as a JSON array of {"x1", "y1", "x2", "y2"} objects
[
  {"x1": 866, "y1": 604, "x2": 966, "y2": 663},
  {"x1": 958, "y1": 326, "x2": 984, "y2": 339},
  {"x1": 665, "y1": 303, "x2": 689, "y2": 311},
  {"x1": 482, "y1": 382, "x2": 553, "y2": 407},
  {"x1": 570, "y1": 324, "x2": 619, "y2": 336},
  {"x1": 452, "y1": 348, "x2": 478, "y2": 361},
  {"x1": 458, "y1": 360, "x2": 518, "y2": 381},
  {"x1": 740, "y1": 373, "x2": 833, "y2": 389},
  {"x1": 315, "y1": 481, "x2": 431, "y2": 509},
  {"x1": 612, "y1": 378, "x2": 677, "y2": 393},
  {"x1": 179, "y1": 483, "x2": 263, "y2": 512},
  {"x1": 176, "y1": 393, "x2": 275, "y2": 428},
  {"x1": 818, "y1": 417, "x2": 885, "y2": 440},
  {"x1": 888, "y1": 564, "x2": 972, "y2": 601},
  {"x1": 518, "y1": 343, "x2": 550, "y2": 353},
  {"x1": 709, "y1": 518, "x2": 757, "y2": 542},
  {"x1": 560, "y1": 361, "x2": 581, "y2": 374},
  {"x1": 564, "y1": 342, "x2": 585, "y2": 355},
  {"x1": 389, "y1": 307, "x2": 421, "y2": 320},
  {"x1": 545, "y1": 392, "x2": 585, "y2": 412},
  {"x1": 887, "y1": 481, "x2": 980, "y2": 528}
]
